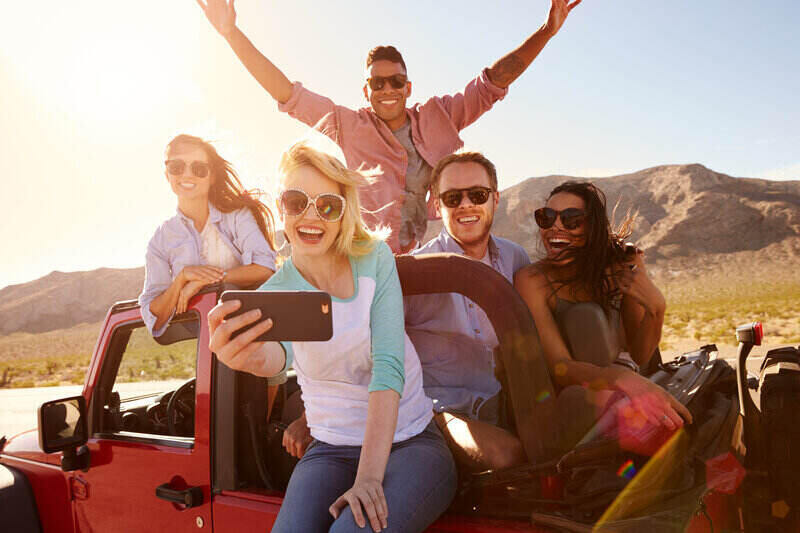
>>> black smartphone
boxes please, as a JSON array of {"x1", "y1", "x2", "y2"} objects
[{"x1": 220, "y1": 290, "x2": 333, "y2": 342}]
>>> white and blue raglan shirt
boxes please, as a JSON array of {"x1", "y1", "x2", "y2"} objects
[{"x1": 260, "y1": 241, "x2": 433, "y2": 446}]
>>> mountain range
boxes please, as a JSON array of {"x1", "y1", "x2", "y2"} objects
[{"x1": 2, "y1": 163, "x2": 799, "y2": 335}]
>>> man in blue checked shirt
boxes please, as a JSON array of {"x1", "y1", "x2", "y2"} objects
[{"x1": 404, "y1": 151, "x2": 531, "y2": 471}]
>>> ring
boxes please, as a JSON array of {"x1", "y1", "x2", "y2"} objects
[
  {"x1": 630, "y1": 264, "x2": 638, "y2": 273},
  {"x1": 661, "y1": 415, "x2": 668, "y2": 421}
]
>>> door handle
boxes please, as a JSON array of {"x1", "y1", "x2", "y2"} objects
[{"x1": 155, "y1": 483, "x2": 204, "y2": 508}]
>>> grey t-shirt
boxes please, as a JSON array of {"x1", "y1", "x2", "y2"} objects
[{"x1": 392, "y1": 122, "x2": 432, "y2": 248}]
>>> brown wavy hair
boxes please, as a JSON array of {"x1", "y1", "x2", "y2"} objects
[
  {"x1": 532, "y1": 181, "x2": 635, "y2": 312},
  {"x1": 166, "y1": 134, "x2": 276, "y2": 250}
]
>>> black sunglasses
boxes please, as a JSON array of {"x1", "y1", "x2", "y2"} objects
[
  {"x1": 280, "y1": 188, "x2": 346, "y2": 223},
  {"x1": 165, "y1": 159, "x2": 210, "y2": 179},
  {"x1": 534, "y1": 207, "x2": 586, "y2": 230},
  {"x1": 438, "y1": 187, "x2": 494, "y2": 209},
  {"x1": 366, "y1": 74, "x2": 408, "y2": 91}
]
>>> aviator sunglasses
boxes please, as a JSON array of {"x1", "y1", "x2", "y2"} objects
[
  {"x1": 534, "y1": 207, "x2": 586, "y2": 230},
  {"x1": 438, "y1": 186, "x2": 494, "y2": 209},
  {"x1": 280, "y1": 188, "x2": 346, "y2": 223},
  {"x1": 165, "y1": 159, "x2": 210, "y2": 179},
  {"x1": 366, "y1": 74, "x2": 408, "y2": 91}
]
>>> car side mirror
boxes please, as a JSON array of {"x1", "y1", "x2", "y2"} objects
[{"x1": 38, "y1": 395, "x2": 90, "y2": 471}]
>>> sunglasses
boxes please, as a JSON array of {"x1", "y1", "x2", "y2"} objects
[
  {"x1": 280, "y1": 188, "x2": 346, "y2": 223},
  {"x1": 534, "y1": 207, "x2": 586, "y2": 230},
  {"x1": 438, "y1": 186, "x2": 494, "y2": 209},
  {"x1": 165, "y1": 159, "x2": 210, "y2": 179},
  {"x1": 366, "y1": 74, "x2": 408, "y2": 91}
]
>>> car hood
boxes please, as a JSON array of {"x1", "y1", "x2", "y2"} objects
[{"x1": 1, "y1": 428, "x2": 58, "y2": 466}]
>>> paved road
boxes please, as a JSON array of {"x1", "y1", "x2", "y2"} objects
[{"x1": 0, "y1": 380, "x2": 185, "y2": 440}]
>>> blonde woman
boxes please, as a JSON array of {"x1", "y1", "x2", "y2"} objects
[{"x1": 207, "y1": 143, "x2": 456, "y2": 533}]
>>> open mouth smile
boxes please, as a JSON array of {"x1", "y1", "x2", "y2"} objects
[
  {"x1": 456, "y1": 215, "x2": 480, "y2": 225},
  {"x1": 548, "y1": 237, "x2": 571, "y2": 250},
  {"x1": 297, "y1": 225, "x2": 324, "y2": 244}
]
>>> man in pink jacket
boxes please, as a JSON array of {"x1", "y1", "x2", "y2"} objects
[{"x1": 198, "y1": 0, "x2": 582, "y2": 253}]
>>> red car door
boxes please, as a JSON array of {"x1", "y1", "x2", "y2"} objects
[{"x1": 72, "y1": 295, "x2": 215, "y2": 532}]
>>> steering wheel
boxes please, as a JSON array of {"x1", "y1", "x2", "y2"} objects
[{"x1": 166, "y1": 378, "x2": 196, "y2": 437}]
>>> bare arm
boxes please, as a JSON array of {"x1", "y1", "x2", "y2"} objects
[
  {"x1": 619, "y1": 253, "x2": 666, "y2": 366},
  {"x1": 223, "y1": 263, "x2": 274, "y2": 288},
  {"x1": 515, "y1": 269, "x2": 620, "y2": 389},
  {"x1": 514, "y1": 268, "x2": 690, "y2": 428},
  {"x1": 149, "y1": 275, "x2": 188, "y2": 332},
  {"x1": 329, "y1": 389, "x2": 399, "y2": 532},
  {"x1": 197, "y1": 0, "x2": 293, "y2": 103},
  {"x1": 487, "y1": 0, "x2": 582, "y2": 88},
  {"x1": 151, "y1": 265, "x2": 224, "y2": 330}
]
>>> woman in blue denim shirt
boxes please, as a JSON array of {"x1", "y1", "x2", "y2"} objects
[{"x1": 138, "y1": 134, "x2": 278, "y2": 337}]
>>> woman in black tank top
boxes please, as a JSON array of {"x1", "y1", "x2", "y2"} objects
[{"x1": 515, "y1": 181, "x2": 692, "y2": 452}]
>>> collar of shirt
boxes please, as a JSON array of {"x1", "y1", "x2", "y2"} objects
[
  {"x1": 176, "y1": 202, "x2": 222, "y2": 229},
  {"x1": 434, "y1": 228, "x2": 501, "y2": 268}
]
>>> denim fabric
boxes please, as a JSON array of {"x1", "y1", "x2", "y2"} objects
[
  {"x1": 271, "y1": 422, "x2": 456, "y2": 533},
  {"x1": 138, "y1": 203, "x2": 276, "y2": 337}
]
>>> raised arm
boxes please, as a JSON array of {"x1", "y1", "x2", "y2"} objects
[
  {"x1": 486, "y1": 0, "x2": 582, "y2": 88},
  {"x1": 197, "y1": 0, "x2": 293, "y2": 103}
]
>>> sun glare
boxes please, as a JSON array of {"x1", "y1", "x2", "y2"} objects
[{"x1": 57, "y1": 35, "x2": 195, "y2": 124}]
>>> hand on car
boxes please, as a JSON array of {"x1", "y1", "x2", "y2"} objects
[
  {"x1": 611, "y1": 370, "x2": 693, "y2": 431},
  {"x1": 177, "y1": 280, "x2": 206, "y2": 314},
  {"x1": 544, "y1": 0, "x2": 582, "y2": 36},
  {"x1": 283, "y1": 414, "x2": 312, "y2": 458},
  {"x1": 196, "y1": 0, "x2": 236, "y2": 37},
  {"x1": 208, "y1": 299, "x2": 276, "y2": 377},
  {"x1": 329, "y1": 477, "x2": 388, "y2": 533},
  {"x1": 180, "y1": 265, "x2": 225, "y2": 285}
]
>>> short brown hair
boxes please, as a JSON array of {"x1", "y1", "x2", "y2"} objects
[
  {"x1": 430, "y1": 152, "x2": 498, "y2": 196},
  {"x1": 366, "y1": 45, "x2": 407, "y2": 72}
]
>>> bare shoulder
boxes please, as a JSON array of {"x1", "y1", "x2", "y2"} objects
[{"x1": 514, "y1": 263, "x2": 549, "y2": 299}]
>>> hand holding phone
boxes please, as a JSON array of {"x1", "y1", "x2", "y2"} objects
[{"x1": 208, "y1": 300, "x2": 282, "y2": 378}]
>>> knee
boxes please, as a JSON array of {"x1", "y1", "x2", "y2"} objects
[
  {"x1": 560, "y1": 303, "x2": 616, "y2": 366},
  {"x1": 487, "y1": 437, "x2": 526, "y2": 470}
]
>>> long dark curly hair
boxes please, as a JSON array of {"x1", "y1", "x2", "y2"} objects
[
  {"x1": 532, "y1": 181, "x2": 635, "y2": 312},
  {"x1": 166, "y1": 134, "x2": 276, "y2": 251}
]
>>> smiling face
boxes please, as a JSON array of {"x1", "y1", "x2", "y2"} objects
[
  {"x1": 281, "y1": 165, "x2": 343, "y2": 259},
  {"x1": 363, "y1": 59, "x2": 411, "y2": 130},
  {"x1": 436, "y1": 161, "x2": 499, "y2": 255},
  {"x1": 164, "y1": 143, "x2": 212, "y2": 202},
  {"x1": 540, "y1": 192, "x2": 587, "y2": 260}
]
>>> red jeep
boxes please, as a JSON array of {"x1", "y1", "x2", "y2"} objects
[{"x1": 0, "y1": 255, "x2": 778, "y2": 532}]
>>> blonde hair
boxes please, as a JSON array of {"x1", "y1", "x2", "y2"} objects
[{"x1": 278, "y1": 142, "x2": 389, "y2": 257}]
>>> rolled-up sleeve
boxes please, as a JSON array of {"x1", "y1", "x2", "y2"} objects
[
  {"x1": 437, "y1": 69, "x2": 509, "y2": 131},
  {"x1": 234, "y1": 208, "x2": 277, "y2": 271},
  {"x1": 138, "y1": 235, "x2": 174, "y2": 338},
  {"x1": 368, "y1": 243, "x2": 406, "y2": 395}
]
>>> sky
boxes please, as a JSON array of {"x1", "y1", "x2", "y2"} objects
[{"x1": 1, "y1": 1, "x2": 798, "y2": 289}]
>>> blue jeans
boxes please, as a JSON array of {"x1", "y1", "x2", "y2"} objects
[{"x1": 271, "y1": 421, "x2": 456, "y2": 533}]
